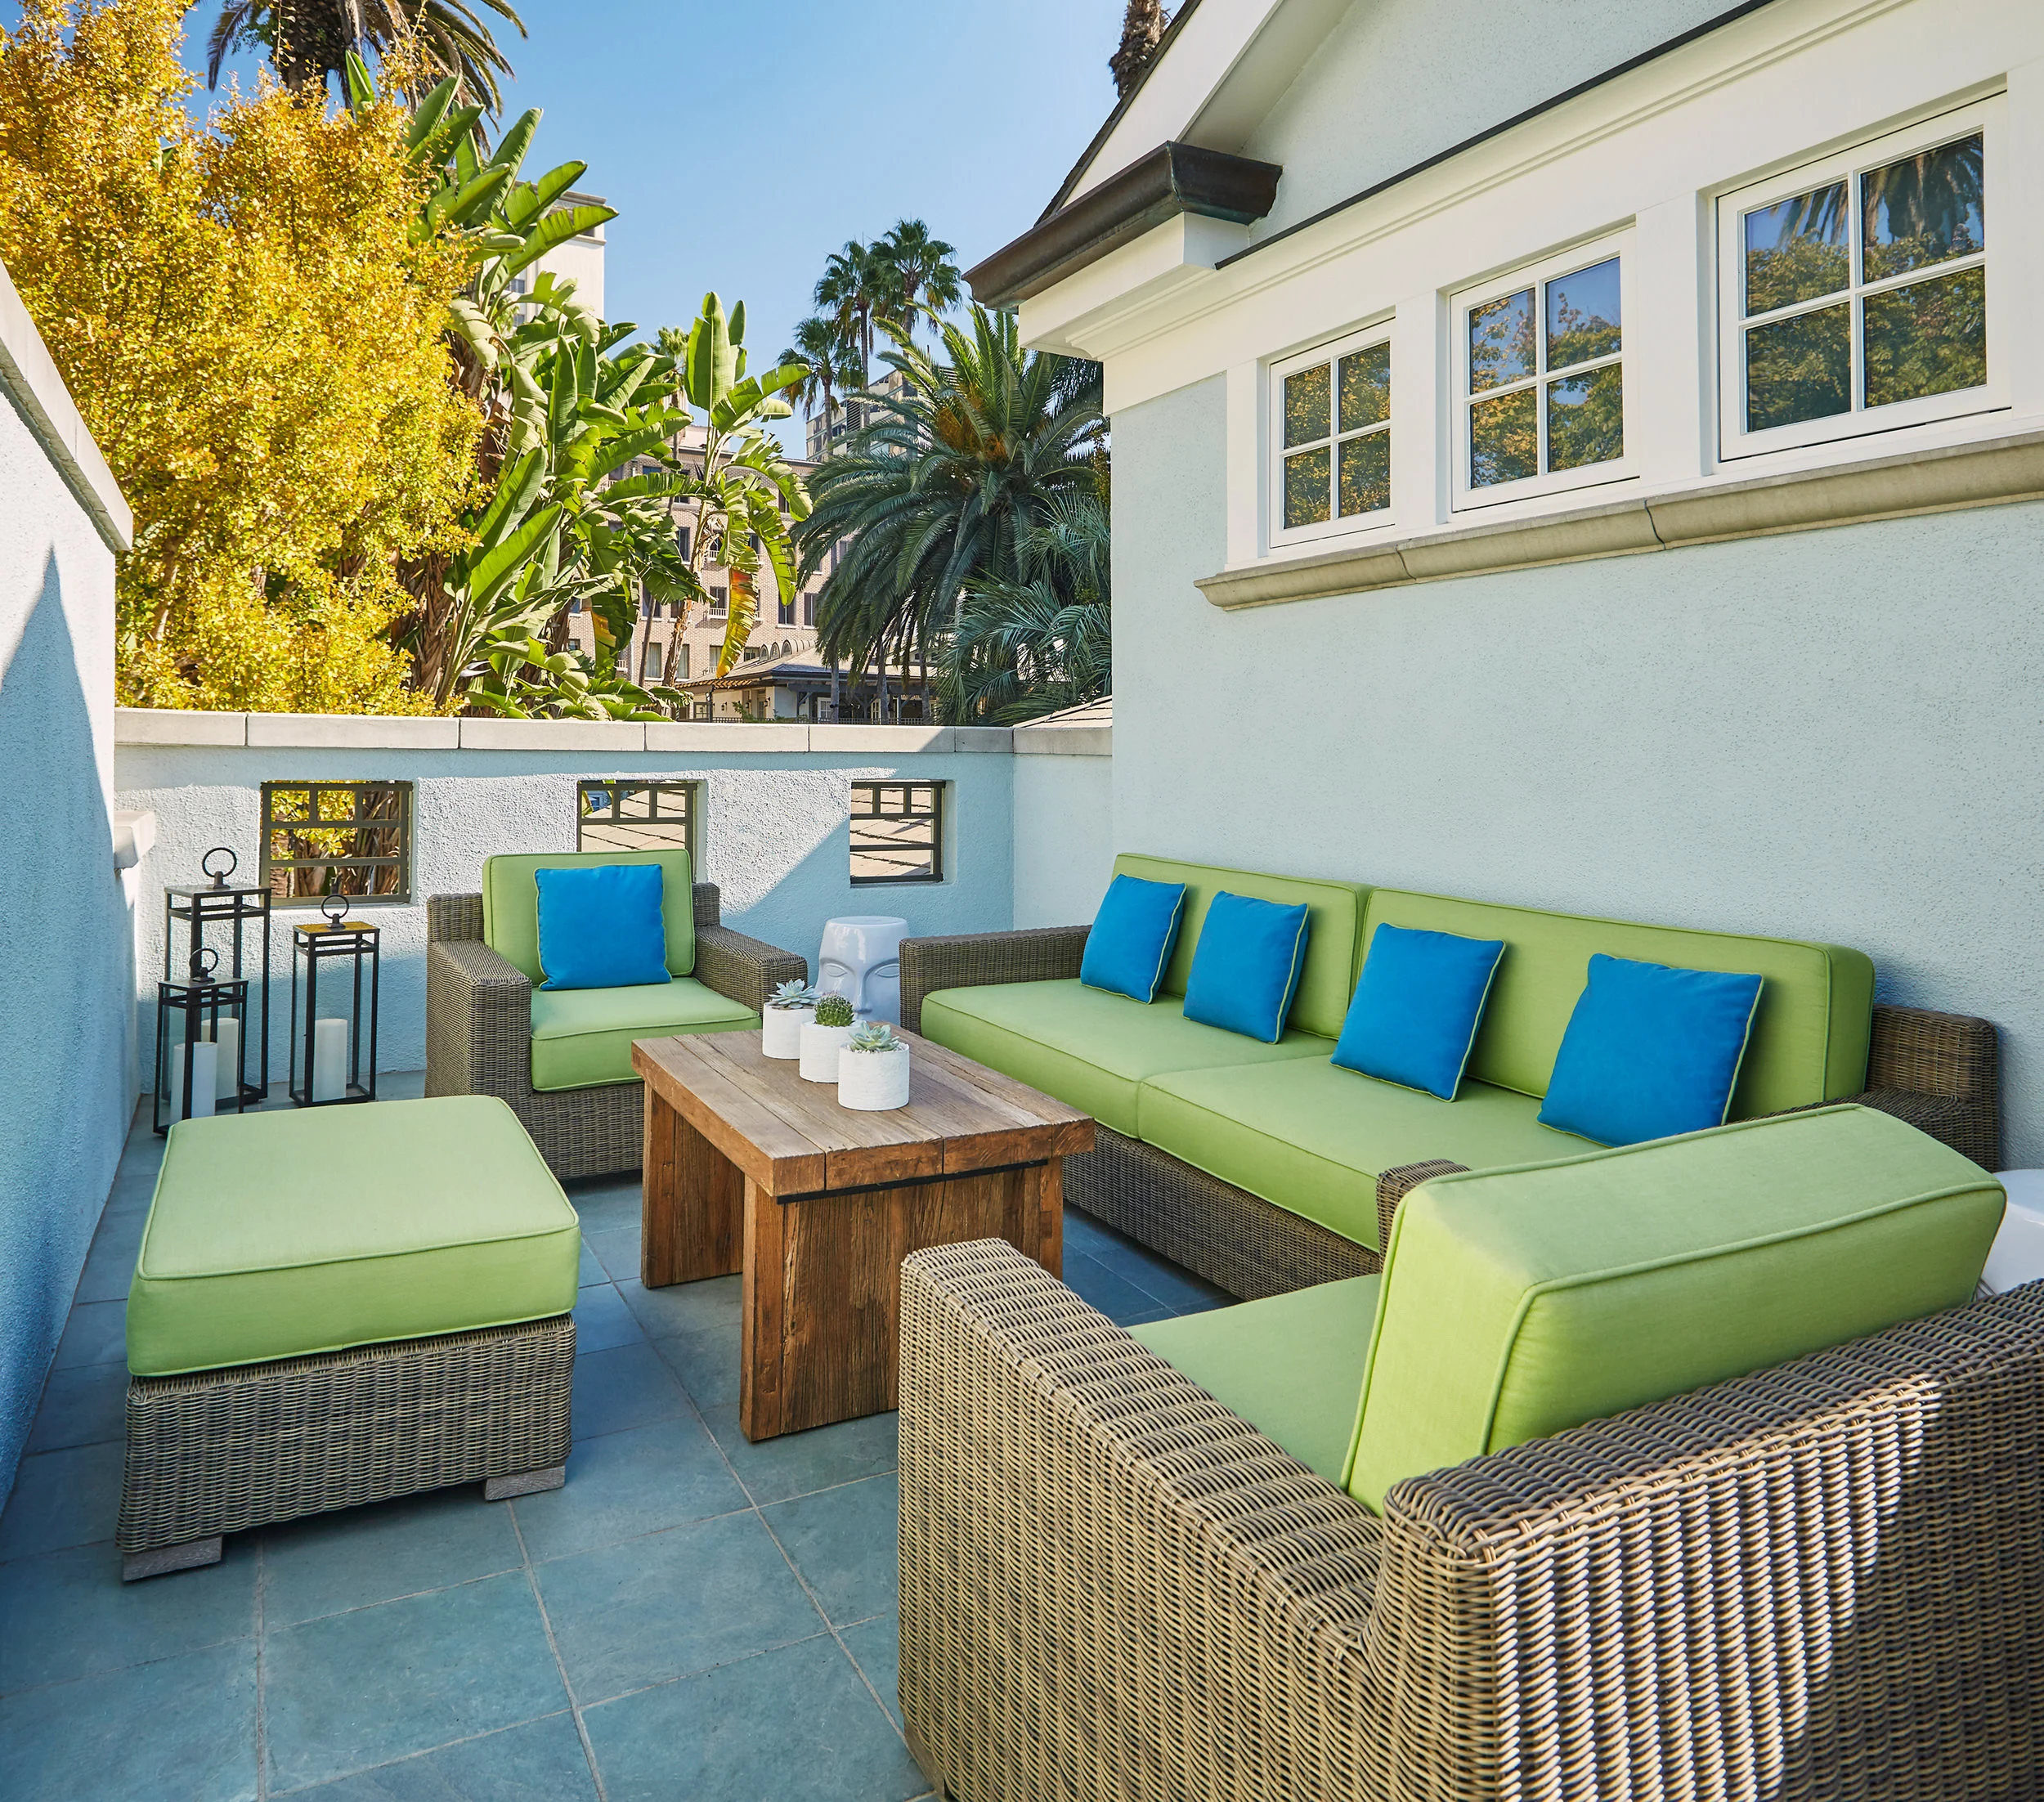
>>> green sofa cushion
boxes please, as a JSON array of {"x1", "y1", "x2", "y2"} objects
[
  {"x1": 1133, "y1": 1277, "x2": 1379, "y2": 1482},
  {"x1": 530, "y1": 979, "x2": 757, "y2": 1091},
  {"x1": 1112, "y1": 854, "x2": 1369, "y2": 1041},
  {"x1": 483, "y1": 849, "x2": 697, "y2": 986},
  {"x1": 1358, "y1": 889, "x2": 1874, "y2": 1117},
  {"x1": 1344, "y1": 1105, "x2": 2003, "y2": 1513},
  {"x1": 1136, "y1": 1060, "x2": 1575, "y2": 1248},
  {"x1": 128, "y1": 1096, "x2": 580, "y2": 1376},
  {"x1": 918, "y1": 979, "x2": 1328, "y2": 1138}
]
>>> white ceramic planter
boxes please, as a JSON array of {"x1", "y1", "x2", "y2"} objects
[
  {"x1": 762, "y1": 1004, "x2": 814, "y2": 1060},
  {"x1": 837, "y1": 1043, "x2": 912, "y2": 1111},
  {"x1": 798, "y1": 1020, "x2": 853, "y2": 1083}
]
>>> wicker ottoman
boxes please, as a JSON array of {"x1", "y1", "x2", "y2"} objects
[{"x1": 119, "y1": 1096, "x2": 580, "y2": 1580}]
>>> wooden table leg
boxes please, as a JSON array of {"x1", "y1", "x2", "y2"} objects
[
  {"x1": 741, "y1": 1177, "x2": 786, "y2": 1441},
  {"x1": 641, "y1": 1084, "x2": 743, "y2": 1289}
]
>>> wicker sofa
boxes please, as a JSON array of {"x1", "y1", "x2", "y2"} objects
[
  {"x1": 426, "y1": 854, "x2": 805, "y2": 1180},
  {"x1": 902, "y1": 855, "x2": 2000, "y2": 1300}
]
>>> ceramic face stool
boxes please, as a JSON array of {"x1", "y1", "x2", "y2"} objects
[{"x1": 817, "y1": 915, "x2": 908, "y2": 1025}]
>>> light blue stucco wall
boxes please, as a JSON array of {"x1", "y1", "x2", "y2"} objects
[
  {"x1": 1114, "y1": 374, "x2": 2044, "y2": 1163},
  {"x1": 115, "y1": 745, "x2": 1026, "y2": 1078},
  {"x1": 0, "y1": 392, "x2": 130, "y2": 1499},
  {"x1": 1240, "y1": 0, "x2": 1730, "y2": 241}
]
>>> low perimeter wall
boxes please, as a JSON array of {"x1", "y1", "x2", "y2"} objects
[{"x1": 114, "y1": 714, "x2": 1114, "y2": 1084}]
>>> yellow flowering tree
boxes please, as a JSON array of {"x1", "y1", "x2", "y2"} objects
[{"x1": 0, "y1": 0, "x2": 480, "y2": 711}]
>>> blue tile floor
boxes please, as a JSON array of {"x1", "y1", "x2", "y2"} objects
[{"x1": 0, "y1": 1078, "x2": 1229, "y2": 1800}]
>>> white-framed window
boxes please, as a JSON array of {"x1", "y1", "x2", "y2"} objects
[
  {"x1": 1268, "y1": 323, "x2": 1392, "y2": 547},
  {"x1": 1716, "y1": 100, "x2": 2000, "y2": 459},
  {"x1": 1452, "y1": 235, "x2": 1631, "y2": 510}
]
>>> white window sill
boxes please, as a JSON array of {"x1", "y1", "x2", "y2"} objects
[{"x1": 1204, "y1": 422, "x2": 2044, "y2": 611}]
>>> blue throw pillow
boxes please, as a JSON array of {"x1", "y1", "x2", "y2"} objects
[
  {"x1": 535, "y1": 863, "x2": 672, "y2": 991},
  {"x1": 1332, "y1": 923, "x2": 1507, "y2": 1100},
  {"x1": 1181, "y1": 891, "x2": 1311, "y2": 1043},
  {"x1": 1538, "y1": 954, "x2": 1764, "y2": 1146},
  {"x1": 1079, "y1": 873, "x2": 1187, "y2": 1003}
]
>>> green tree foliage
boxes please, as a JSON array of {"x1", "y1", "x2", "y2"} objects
[
  {"x1": 207, "y1": 0, "x2": 526, "y2": 113},
  {"x1": 796, "y1": 305, "x2": 1105, "y2": 699}
]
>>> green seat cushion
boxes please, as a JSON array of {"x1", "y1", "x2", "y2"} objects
[
  {"x1": 1136, "y1": 1060, "x2": 1576, "y2": 1248},
  {"x1": 1344, "y1": 1105, "x2": 2004, "y2": 1513},
  {"x1": 483, "y1": 849, "x2": 697, "y2": 984},
  {"x1": 918, "y1": 979, "x2": 1329, "y2": 1137},
  {"x1": 1358, "y1": 889, "x2": 1874, "y2": 1116},
  {"x1": 1112, "y1": 854, "x2": 1369, "y2": 1040},
  {"x1": 1133, "y1": 1277, "x2": 1379, "y2": 1482},
  {"x1": 529, "y1": 979, "x2": 757, "y2": 1091},
  {"x1": 128, "y1": 1096, "x2": 580, "y2": 1376}
]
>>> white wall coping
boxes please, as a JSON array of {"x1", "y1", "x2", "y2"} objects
[
  {"x1": 114, "y1": 711, "x2": 1113, "y2": 756},
  {"x1": 0, "y1": 257, "x2": 132, "y2": 554}
]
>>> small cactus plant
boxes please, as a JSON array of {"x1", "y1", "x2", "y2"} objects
[
  {"x1": 768, "y1": 979, "x2": 819, "y2": 1011},
  {"x1": 813, "y1": 993, "x2": 856, "y2": 1029},
  {"x1": 845, "y1": 1021, "x2": 900, "y2": 1054}
]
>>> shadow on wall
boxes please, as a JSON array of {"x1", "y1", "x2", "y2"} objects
[{"x1": 0, "y1": 552, "x2": 130, "y2": 1499}]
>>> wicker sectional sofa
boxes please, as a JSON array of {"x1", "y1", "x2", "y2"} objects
[
  {"x1": 903, "y1": 854, "x2": 1999, "y2": 1299},
  {"x1": 426, "y1": 851, "x2": 806, "y2": 1180}
]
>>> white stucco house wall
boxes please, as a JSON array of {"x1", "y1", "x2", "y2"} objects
[{"x1": 967, "y1": 0, "x2": 2044, "y2": 1161}]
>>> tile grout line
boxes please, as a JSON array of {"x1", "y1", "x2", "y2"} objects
[
  {"x1": 255, "y1": 1534, "x2": 271, "y2": 1801},
  {"x1": 507, "y1": 1496, "x2": 610, "y2": 1802},
  {"x1": 263, "y1": 1709, "x2": 581, "y2": 1799}
]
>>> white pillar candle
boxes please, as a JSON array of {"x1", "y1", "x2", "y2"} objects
[
  {"x1": 208, "y1": 1017, "x2": 240, "y2": 1101},
  {"x1": 169, "y1": 1040, "x2": 218, "y2": 1121},
  {"x1": 312, "y1": 1017, "x2": 349, "y2": 1102}
]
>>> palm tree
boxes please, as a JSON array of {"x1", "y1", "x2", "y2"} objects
[
  {"x1": 1110, "y1": 0, "x2": 1171, "y2": 97},
  {"x1": 944, "y1": 486, "x2": 1111, "y2": 724},
  {"x1": 778, "y1": 316, "x2": 862, "y2": 451},
  {"x1": 795, "y1": 305, "x2": 1105, "y2": 708},
  {"x1": 207, "y1": 0, "x2": 527, "y2": 113},
  {"x1": 877, "y1": 220, "x2": 961, "y2": 338},
  {"x1": 813, "y1": 240, "x2": 900, "y2": 388}
]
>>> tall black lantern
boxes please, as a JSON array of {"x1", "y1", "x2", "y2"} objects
[
  {"x1": 289, "y1": 895, "x2": 381, "y2": 1107},
  {"x1": 153, "y1": 947, "x2": 252, "y2": 1134},
  {"x1": 164, "y1": 845, "x2": 272, "y2": 1105}
]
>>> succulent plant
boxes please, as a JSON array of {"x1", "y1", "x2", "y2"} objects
[
  {"x1": 813, "y1": 993, "x2": 857, "y2": 1029},
  {"x1": 768, "y1": 979, "x2": 820, "y2": 1011},
  {"x1": 846, "y1": 1021, "x2": 901, "y2": 1055}
]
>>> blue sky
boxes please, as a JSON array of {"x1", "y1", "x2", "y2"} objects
[{"x1": 167, "y1": 0, "x2": 1121, "y2": 401}]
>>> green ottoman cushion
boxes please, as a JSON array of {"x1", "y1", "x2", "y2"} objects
[
  {"x1": 529, "y1": 979, "x2": 758, "y2": 1091},
  {"x1": 1133, "y1": 1276, "x2": 1379, "y2": 1482},
  {"x1": 1344, "y1": 1104, "x2": 2004, "y2": 1511},
  {"x1": 128, "y1": 1096, "x2": 580, "y2": 1376}
]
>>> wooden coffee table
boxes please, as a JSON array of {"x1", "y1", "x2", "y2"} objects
[{"x1": 630, "y1": 1028, "x2": 1092, "y2": 1440}]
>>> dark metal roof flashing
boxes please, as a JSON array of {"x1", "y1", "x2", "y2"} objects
[{"x1": 966, "y1": 141, "x2": 1280, "y2": 311}]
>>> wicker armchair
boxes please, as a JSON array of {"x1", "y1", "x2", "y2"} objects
[
  {"x1": 900, "y1": 926, "x2": 2001, "y2": 1300},
  {"x1": 426, "y1": 882, "x2": 805, "y2": 1180},
  {"x1": 899, "y1": 1236, "x2": 2044, "y2": 1802}
]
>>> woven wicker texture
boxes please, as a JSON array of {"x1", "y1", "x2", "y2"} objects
[
  {"x1": 119, "y1": 1315, "x2": 574, "y2": 1553},
  {"x1": 1068, "y1": 1125, "x2": 1377, "y2": 1299},
  {"x1": 899, "y1": 925, "x2": 1089, "y2": 1034},
  {"x1": 1375, "y1": 1159, "x2": 1468, "y2": 1264},
  {"x1": 1859, "y1": 1002, "x2": 1999, "y2": 1167},
  {"x1": 899, "y1": 1238, "x2": 2044, "y2": 1802},
  {"x1": 424, "y1": 882, "x2": 805, "y2": 1179}
]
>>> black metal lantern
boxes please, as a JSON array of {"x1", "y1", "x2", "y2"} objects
[
  {"x1": 164, "y1": 845, "x2": 272, "y2": 1105},
  {"x1": 153, "y1": 946, "x2": 252, "y2": 1134},
  {"x1": 289, "y1": 894, "x2": 381, "y2": 1107}
]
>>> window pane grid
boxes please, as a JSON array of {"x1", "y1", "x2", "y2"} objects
[
  {"x1": 1278, "y1": 338, "x2": 1391, "y2": 531},
  {"x1": 259, "y1": 782, "x2": 411, "y2": 903},
  {"x1": 849, "y1": 780, "x2": 943, "y2": 884},
  {"x1": 1467, "y1": 256, "x2": 1622, "y2": 490},
  {"x1": 577, "y1": 780, "x2": 697, "y2": 856}
]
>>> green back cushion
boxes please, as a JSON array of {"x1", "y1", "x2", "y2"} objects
[
  {"x1": 1360, "y1": 888, "x2": 1873, "y2": 1115},
  {"x1": 1113, "y1": 854, "x2": 1368, "y2": 1040},
  {"x1": 484, "y1": 849, "x2": 697, "y2": 984},
  {"x1": 1343, "y1": 1105, "x2": 2003, "y2": 1512}
]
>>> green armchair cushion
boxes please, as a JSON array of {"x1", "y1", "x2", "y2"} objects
[
  {"x1": 1358, "y1": 888, "x2": 1873, "y2": 1117},
  {"x1": 1343, "y1": 1105, "x2": 2004, "y2": 1512},
  {"x1": 483, "y1": 849, "x2": 697, "y2": 985},
  {"x1": 1110, "y1": 854, "x2": 1368, "y2": 1040},
  {"x1": 1135, "y1": 1060, "x2": 1572, "y2": 1248},
  {"x1": 127, "y1": 1096, "x2": 580, "y2": 1376},
  {"x1": 1133, "y1": 1275, "x2": 1379, "y2": 1481},
  {"x1": 917, "y1": 978, "x2": 1328, "y2": 1138},
  {"x1": 529, "y1": 979, "x2": 758, "y2": 1091}
]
